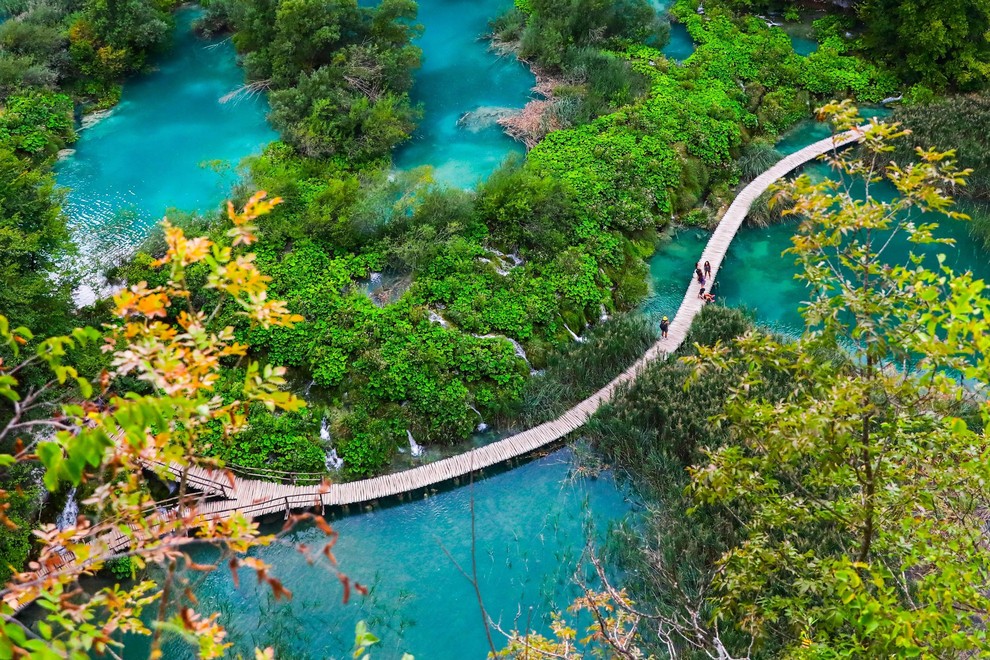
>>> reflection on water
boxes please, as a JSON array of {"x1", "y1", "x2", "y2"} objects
[{"x1": 119, "y1": 448, "x2": 634, "y2": 658}]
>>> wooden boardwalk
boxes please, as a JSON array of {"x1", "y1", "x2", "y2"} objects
[
  {"x1": 5, "y1": 126, "x2": 865, "y2": 614},
  {"x1": 185, "y1": 126, "x2": 866, "y2": 514}
]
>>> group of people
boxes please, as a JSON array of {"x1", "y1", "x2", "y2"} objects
[
  {"x1": 696, "y1": 260, "x2": 716, "y2": 303},
  {"x1": 659, "y1": 260, "x2": 717, "y2": 340}
]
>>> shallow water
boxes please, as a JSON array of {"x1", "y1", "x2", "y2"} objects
[
  {"x1": 649, "y1": 0, "x2": 694, "y2": 61},
  {"x1": 789, "y1": 34, "x2": 817, "y2": 56},
  {"x1": 55, "y1": 7, "x2": 276, "y2": 265},
  {"x1": 119, "y1": 449, "x2": 633, "y2": 658},
  {"x1": 648, "y1": 118, "x2": 990, "y2": 339},
  {"x1": 665, "y1": 23, "x2": 696, "y2": 61},
  {"x1": 392, "y1": 0, "x2": 534, "y2": 187}
]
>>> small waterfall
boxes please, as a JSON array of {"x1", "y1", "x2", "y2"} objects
[
  {"x1": 468, "y1": 405, "x2": 489, "y2": 433},
  {"x1": 406, "y1": 429, "x2": 424, "y2": 458},
  {"x1": 321, "y1": 417, "x2": 345, "y2": 470},
  {"x1": 428, "y1": 310, "x2": 449, "y2": 327},
  {"x1": 369, "y1": 272, "x2": 382, "y2": 285},
  {"x1": 166, "y1": 480, "x2": 179, "y2": 495},
  {"x1": 56, "y1": 487, "x2": 79, "y2": 531},
  {"x1": 562, "y1": 321, "x2": 586, "y2": 343},
  {"x1": 485, "y1": 248, "x2": 524, "y2": 276},
  {"x1": 599, "y1": 304, "x2": 609, "y2": 323},
  {"x1": 303, "y1": 379, "x2": 315, "y2": 397},
  {"x1": 473, "y1": 334, "x2": 534, "y2": 372},
  {"x1": 325, "y1": 447, "x2": 344, "y2": 471}
]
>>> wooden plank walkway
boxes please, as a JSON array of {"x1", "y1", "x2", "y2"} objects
[
  {"x1": 150, "y1": 126, "x2": 867, "y2": 514},
  {"x1": 5, "y1": 126, "x2": 865, "y2": 615}
]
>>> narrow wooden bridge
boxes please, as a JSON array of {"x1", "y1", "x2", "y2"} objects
[
  {"x1": 5, "y1": 125, "x2": 865, "y2": 614},
  {"x1": 174, "y1": 125, "x2": 867, "y2": 514}
]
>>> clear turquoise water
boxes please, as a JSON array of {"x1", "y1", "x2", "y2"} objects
[
  {"x1": 649, "y1": 0, "x2": 694, "y2": 61},
  {"x1": 392, "y1": 0, "x2": 534, "y2": 188},
  {"x1": 647, "y1": 118, "x2": 990, "y2": 338},
  {"x1": 789, "y1": 34, "x2": 817, "y2": 56},
  {"x1": 665, "y1": 23, "x2": 695, "y2": 61},
  {"x1": 55, "y1": 7, "x2": 276, "y2": 263},
  {"x1": 119, "y1": 449, "x2": 633, "y2": 658}
]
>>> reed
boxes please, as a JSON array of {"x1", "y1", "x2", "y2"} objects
[{"x1": 516, "y1": 313, "x2": 658, "y2": 427}]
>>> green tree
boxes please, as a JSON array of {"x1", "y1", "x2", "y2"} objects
[
  {"x1": 0, "y1": 147, "x2": 75, "y2": 333},
  {"x1": 860, "y1": 0, "x2": 990, "y2": 90},
  {"x1": 0, "y1": 194, "x2": 347, "y2": 658},
  {"x1": 685, "y1": 102, "x2": 990, "y2": 655}
]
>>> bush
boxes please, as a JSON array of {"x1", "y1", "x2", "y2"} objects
[
  {"x1": 890, "y1": 94, "x2": 990, "y2": 198},
  {"x1": 518, "y1": 313, "x2": 658, "y2": 426},
  {"x1": 104, "y1": 556, "x2": 134, "y2": 580}
]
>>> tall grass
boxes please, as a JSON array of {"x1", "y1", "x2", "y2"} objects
[
  {"x1": 515, "y1": 313, "x2": 658, "y2": 427},
  {"x1": 738, "y1": 139, "x2": 782, "y2": 183},
  {"x1": 584, "y1": 306, "x2": 791, "y2": 656},
  {"x1": 745, "y1": 188, "x2": 791, "y2": 227},
  {"x1": 890, "y1": 94, "x2": 990, "y2": 199}
]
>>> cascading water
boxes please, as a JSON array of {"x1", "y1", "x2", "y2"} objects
[
  {"x1": 561, "y1": 320, "x2": 586, "y2": 343},
  {"x1": 468, "y1": 404, "x2": 488, "y2": 433},
  {"x1": 428, "y1": 310, "x2": 449, "y2": 327},
  {"x1": 56, "y1": 487, "x2": 79, "y2": 531},
  {"x1": 406, "y1": 429, "x2": 424, "y2": 458},
  {"x1": 473, "y1": 333, "x2": 533, "y2": 372},
  {"x1": 599, "y1": 304, "x2": 609, "y2": 323},
  {"x1": 321, "y1": 417, "x2": 344, "y2": 470},
  {"x1": 484, "y1": 248, "x2": 524, "y2": 276}
]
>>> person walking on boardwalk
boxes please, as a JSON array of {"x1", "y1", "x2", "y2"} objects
[
  {"x1": 704, "y1": 260, "x2": 711, "y2": 280},
  {"x1": 660, "y1": 315, "x2": 669, "y2": 339},
  {"x1": 696, "y1": 265, "x2": 705, "y2": 285}
]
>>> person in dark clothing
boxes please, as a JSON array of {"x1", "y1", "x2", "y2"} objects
[
  {"x1": 704, "y1": 261, "x2": 711, "y2": 279},
  {"x1": 696, "y1": 266, "x2": 705, "y2": 285},
  {"x1": 660, "y1": 315, "x2": 669, "y2": 339}
]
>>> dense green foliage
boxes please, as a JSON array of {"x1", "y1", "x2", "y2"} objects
[
  {"x1": 0, "y1": 462, "x2": 41, "y2": 585},
  {"x1": 887, "y1": 94, "x2": 990, "y2": 248},
  {"x1": 709, "y1": 0, "x2": 990, "y2": 91},
  {"x1": 860, "y1": 0, "x2": 990, "y2": 91},
  {"x1": 0, "y1": 0, "x2": 175, "y2": 104},
  {"x1": 206, "y1": 0, "x2": 422, "y2": 161},
  {"x1": 0, "y1": 148, "x2": 76, "y2": 332},
  {"x1": 518, "y1": 312, "x2": 657, "y2": 426},
  {"x1": 589, "y1": 306, "x2": 766, "y2": 656},
  {"x1": 526, "y1": 0, "x2": 894, "y2": 229},
  {"x1": 891, "y1": 94, "x2": 990, "y2": 198},
  {"x1": 491, "y1": 0, "x2": 666, "y2": 121},
  {"x1": 119, "y1": 145, "x2": 658, "y2": 476}
]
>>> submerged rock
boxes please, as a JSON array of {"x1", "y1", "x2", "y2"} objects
[{"x1": 457, "y1": 106, "x2": 516, "y2": 132}]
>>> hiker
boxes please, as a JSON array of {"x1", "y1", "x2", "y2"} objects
[
  {"x1": 704, "y1": 260, "x2": 711, "y2": 279},
  {"x1": 695, "y1": 265, "x2": 705, "y2": 285},
  {"x1": 660, "y1": 315, "x2": 669, "y2": 339}
]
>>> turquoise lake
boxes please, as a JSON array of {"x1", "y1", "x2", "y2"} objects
[
  {"x1": 55, "y1": 7, "x2": 276, "y2": 265},
  {"x1": 646, "y1": 116, "x2": 990, "y2": 338},
  {"x1": 392, "y1": 0, "x2": 534, "y2": 187},
  {"x1": 119, "y1": 450, "x2": 634, "y2": 658}
]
